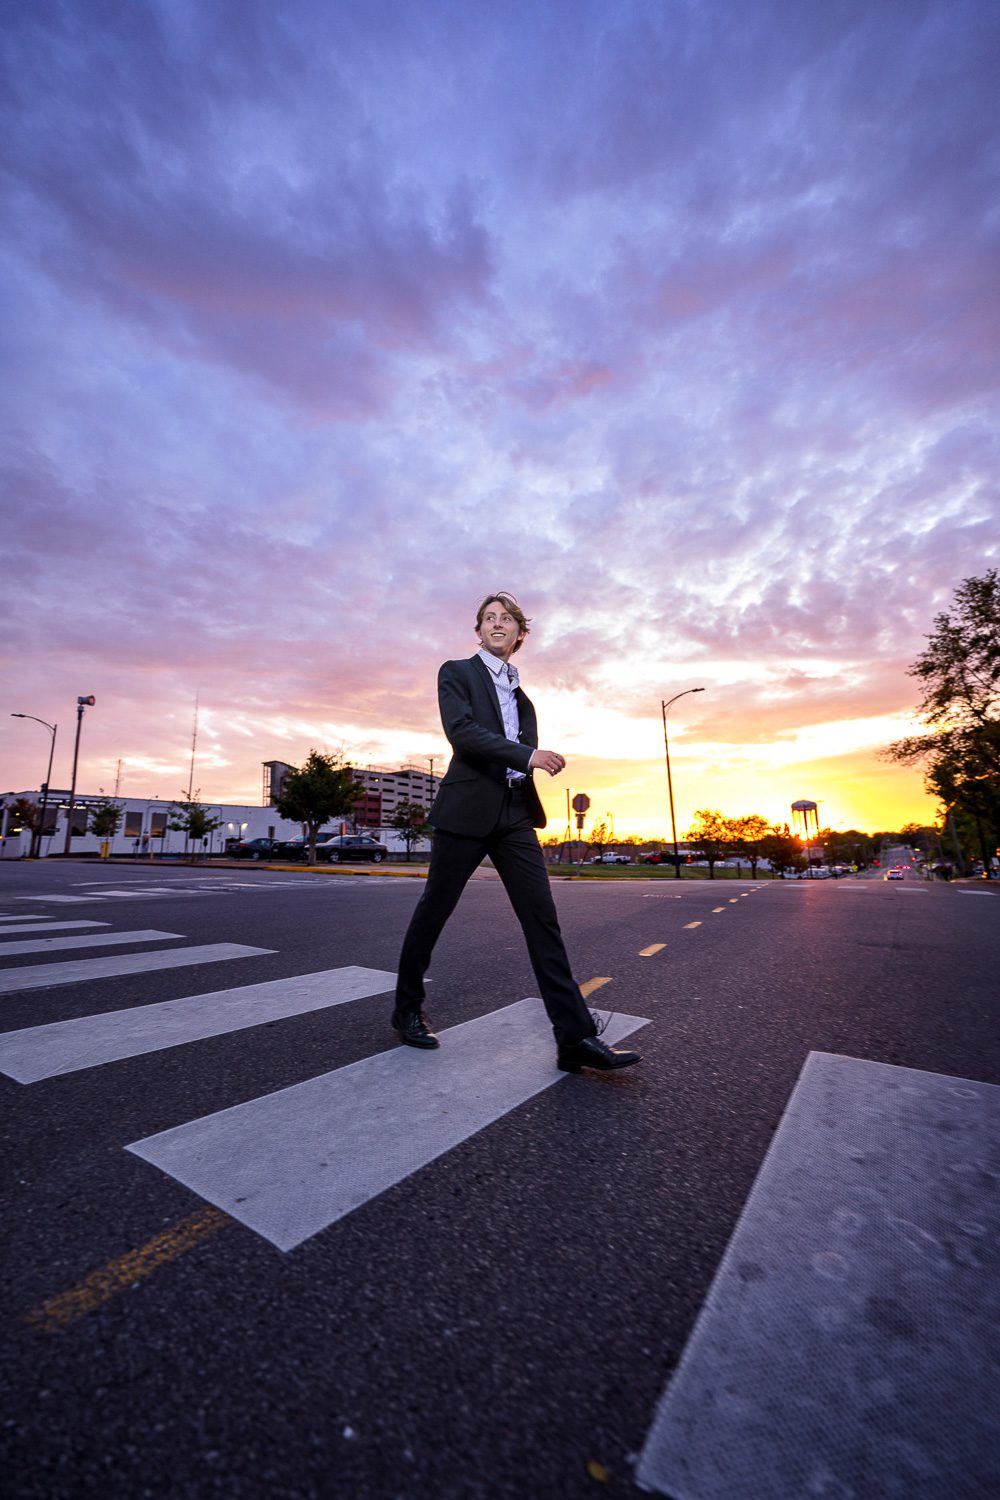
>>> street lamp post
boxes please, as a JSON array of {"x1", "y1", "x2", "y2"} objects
[
  {"x1": 10, "y1": 714, "x2": 58, "y2": 858},
  {"x1": 661, "y1": 688, "x2": 705, "y2": 879},
  {"x1": 63, "y1": 695, "x2": 96, "y2": 856}
]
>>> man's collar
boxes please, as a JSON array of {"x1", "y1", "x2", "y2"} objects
[{"x1": 477, "y1": 646, "x2": 508, "y2": 676}]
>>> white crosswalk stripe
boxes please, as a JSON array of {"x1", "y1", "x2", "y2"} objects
[
  {"x1": 636, "y1": 1053, "x2": 1000, "y2": 1499},
  {"x1": 0, "y1": 928, "x2": 183, "y2": 958},
  {"x1": 0, "y1": 943, "x2": 274, "y2": 994},
  {"x1": 0, "y1": 966, "x2": 396, "y2": 1082},
  {"x1": 0, "y1": 920, "x2": 110, "y2": 935},
  {"x1": 126, "y1": 1000, "x2": 651, "y2": 1251}
]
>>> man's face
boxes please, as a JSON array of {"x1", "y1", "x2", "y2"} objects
[{"x1": 478, "y1": 600, "x2": 524, "y2": 660}]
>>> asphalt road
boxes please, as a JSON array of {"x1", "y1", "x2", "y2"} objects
[{"x1": 2, "y1": 859, "x2": 998, "y2": 1499}]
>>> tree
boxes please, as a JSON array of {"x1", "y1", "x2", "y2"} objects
[
  {"x1": 686, "y1": 808, "x2": 731, "y2": 878},
  {"x1": 759, "y1": 823, "x2": 805, "y2": 877},
  {"x1": 886, "y1": 571, "x2": 1000, "y2": 876},
  {"x1": 589, "y1": 819, "x2": 610, "y2": 854},
  {"x1": 390, "y1": 799, "x2": 431, "y2": 861},
  {"x1": 8, "y1": 797, "x2": 40, "y2": 857},
  {"x1": 729, "y1": 813, "x2": 771, "y2": 876},
  {"x1": 274, "y1": 751, "x2": 362, "y2": 864},
  {"x1": 89, "y1": 791, "x2": 125, "y2": 860},
  {"x1": 168, "y1": 791, "x2": 222, "y2": 861},
  {"x1": 818, "y1": 826, "x2": 875, "y2": 870}
]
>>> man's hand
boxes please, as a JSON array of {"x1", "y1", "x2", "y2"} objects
[{"x1": 529, "y1": 748, "x2": 566, "y2": 776}]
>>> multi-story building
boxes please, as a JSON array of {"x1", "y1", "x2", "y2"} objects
[{"x1": 347, "y1": 764, "x2": 440, "y2": 825}]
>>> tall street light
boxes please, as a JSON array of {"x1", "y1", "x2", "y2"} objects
[
  {"x1": 64, "y1": 695, "x2": 96, "y2": 856},
  {"x1": 10, "y1": 714, "x2": 58, "y2": 859},
  {"x1": 661, "y1": 688, "x2": 705, "y2": 879}
]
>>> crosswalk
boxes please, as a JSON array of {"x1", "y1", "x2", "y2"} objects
[
  {"x1": 8, "y1": 876, "x2": 392, "y2": 906},
  {"x1": 5, "y1": 908, "x2": 997, "y2": 1491},
  {"x1": 0, "y1": 914, "x2": 649, "y2": 1253}
]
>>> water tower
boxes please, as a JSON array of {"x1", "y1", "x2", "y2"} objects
[
  {"x1": 791, "y1": 799, "x2": 822, "y2": 871},
  {"x1": 790, "y1": 799, "x2": 820, "y2": 840}
]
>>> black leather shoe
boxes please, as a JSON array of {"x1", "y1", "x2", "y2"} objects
[
  {"x1": 391, "y1": 1009, "x2": 440, "y2": 1049},
  {"x1": 557, "y1": 1035, "x2": 641, "y2": 1074}
]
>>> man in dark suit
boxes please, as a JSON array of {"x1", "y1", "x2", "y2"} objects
[{"x1": 392, "y1": 592, "x2": 642, "y2": 1074}]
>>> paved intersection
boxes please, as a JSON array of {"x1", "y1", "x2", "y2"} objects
[{"x1": 2, "y1": 861, "x2": 998, "y2": 1498}]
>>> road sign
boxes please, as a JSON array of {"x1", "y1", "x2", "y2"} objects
[
  {"x1": 575, "y1": 814, "x2": 585, "y2": 829},
  {"x1": 572, "y1": 793, "x2": 590, "y2": 813}
]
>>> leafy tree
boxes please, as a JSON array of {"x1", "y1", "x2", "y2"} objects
[
  {"x1": 89, "y1": 791, "x2": 125, "y2": 859},
  {"x1": 686, "y1": 808, "x2": 731, "y2": 879},
  {"x1": 907, "y1": 570, "x2": 1000, "y2": 736},
  {"x1": 12, "y1": 796, "x2": 40, "y2": 829},
  {"x1": 8, "y1": 797, "x2": 40, "y2": 857},
  {"x1": 275, "y1": 751, "x2": 362, "y2": 864},
  {"x1": 759, "y1": 823, "x2": 805, "y2": 877},
  {"x1": 168, "y1": 791, "x2": 223, "y2": 861},
  {"x1": 729, "y1": 813, "x2": 771, "y2": 876},
  {"x1": 589, "y1": 819, "x2": 610, "y2": 853},
  {"x1": 390, "y1": 799, "x2": 431, "y2": 861},
  {"x1": 886, "y1": 571, "x2": 1000, "y2": 875},
  {"x1": 818, "y1": 826, "x2": 875, "y2": 869}
]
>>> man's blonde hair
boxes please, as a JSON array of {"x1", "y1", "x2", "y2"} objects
[{"x1": 475, "y1": 592, "x2": 531, "y2": 654}]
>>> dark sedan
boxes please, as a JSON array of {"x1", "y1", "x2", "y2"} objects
[
  {"x1": 229, "y1": 837, "x2": 281, "y2": 861},
  {"x1": 316, "y1": 834, "x2": 388, "y2": 863}
]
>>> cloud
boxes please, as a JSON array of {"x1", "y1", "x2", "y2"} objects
[{"x1": 1, "y1": 0, "x2": 997, "y2": 831}]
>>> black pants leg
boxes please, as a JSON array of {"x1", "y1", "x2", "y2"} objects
[
  {"x1": 485, "y1": 805, "x2": 596, "y2": 1048},
  {"x1": 394, "y1": 829, "x2": 488, "y2": 1012},
  {"x1": 394, "y1": 790, "x2": 596, "y2": 1049}
]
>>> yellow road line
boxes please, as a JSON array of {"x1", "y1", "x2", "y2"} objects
[
  {"x1": 712, "y1": 907, "x2": 725, "y2": 913},
  {"x1": 684, "y1": 921, "x2": 702, "y2": 929},
  {"x1": 26, "y1": 1206, "x2": 232, "y2": 1333},
  {"x1": 580, "y1": 976, "x2": 612, "y2": 998},
  {"x1": 639, "y1": 943, "x2": 665, "y2": 956},
  {"x1": 729, "y1": 898, "x2": 739, "y2": 904}
]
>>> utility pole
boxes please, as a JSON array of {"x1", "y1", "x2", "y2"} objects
[{"x1": 64, "y1": 695, "x2": 95, "y2": 855}]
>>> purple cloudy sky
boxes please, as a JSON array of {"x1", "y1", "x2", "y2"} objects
[{"x1": 3, "y1": 0, "x2": 998, "y2": 834}]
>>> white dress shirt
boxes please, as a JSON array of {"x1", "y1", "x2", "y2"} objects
[{"x1": 478, "y1": 648, "x2": 526, "y2": 782}]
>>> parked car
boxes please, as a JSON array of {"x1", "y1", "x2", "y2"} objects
[
  {"x1": 272, "y1": 836, "x2": 311, "y2": 861},
  {"x1": 230, "y1": 837, "x2": 281, "y2": 861},
  {"x1": 316, "y1": 834, "x2": 388, "y2": 863},
  {"x1": 590, "y1": 852, "x2": 632, "y2": 864},
  {"x1": 639, "y1": 851, "x2": 672, "y2": 865}
]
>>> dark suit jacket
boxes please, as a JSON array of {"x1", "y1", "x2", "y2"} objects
[{"x1": 429, "y1": 655, "x2": 547, "y2": 836}]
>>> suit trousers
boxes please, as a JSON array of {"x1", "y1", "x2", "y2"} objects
[{"x1": 394, "y1": 785, "x2": 597, "y2": 1048}]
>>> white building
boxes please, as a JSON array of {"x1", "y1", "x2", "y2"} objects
[{"x1": 1, "y1": 760, "x2": 442, "y2": 859}]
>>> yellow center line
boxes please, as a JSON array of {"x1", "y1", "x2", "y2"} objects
[
  {"x1": 712, "y1": 907, "x2": 725, "y2": 913},
  {"x1": 26, "y1": 1206, "x2": 232, "y2": 1333},
  {"x1": 580, "y1": 976, "x2": 612, "y2": 999},
  {"x1": 728, "y1": 898, "x2": 739, "y2": 904},
  {"x1": 638, "y1": 943, "x2": 665, "y2": 956},
  {"x1": 684, "y1": 921, "x2": 702, "y2": 929}
]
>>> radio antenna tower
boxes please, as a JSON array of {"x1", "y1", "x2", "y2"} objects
[{"x1": 187, "y1": 691, "x2": 200, "y2": 800}]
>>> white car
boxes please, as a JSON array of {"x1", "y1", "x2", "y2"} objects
[{"x1": 589, "y1": 852, "x2": 632, "y2": 864}]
